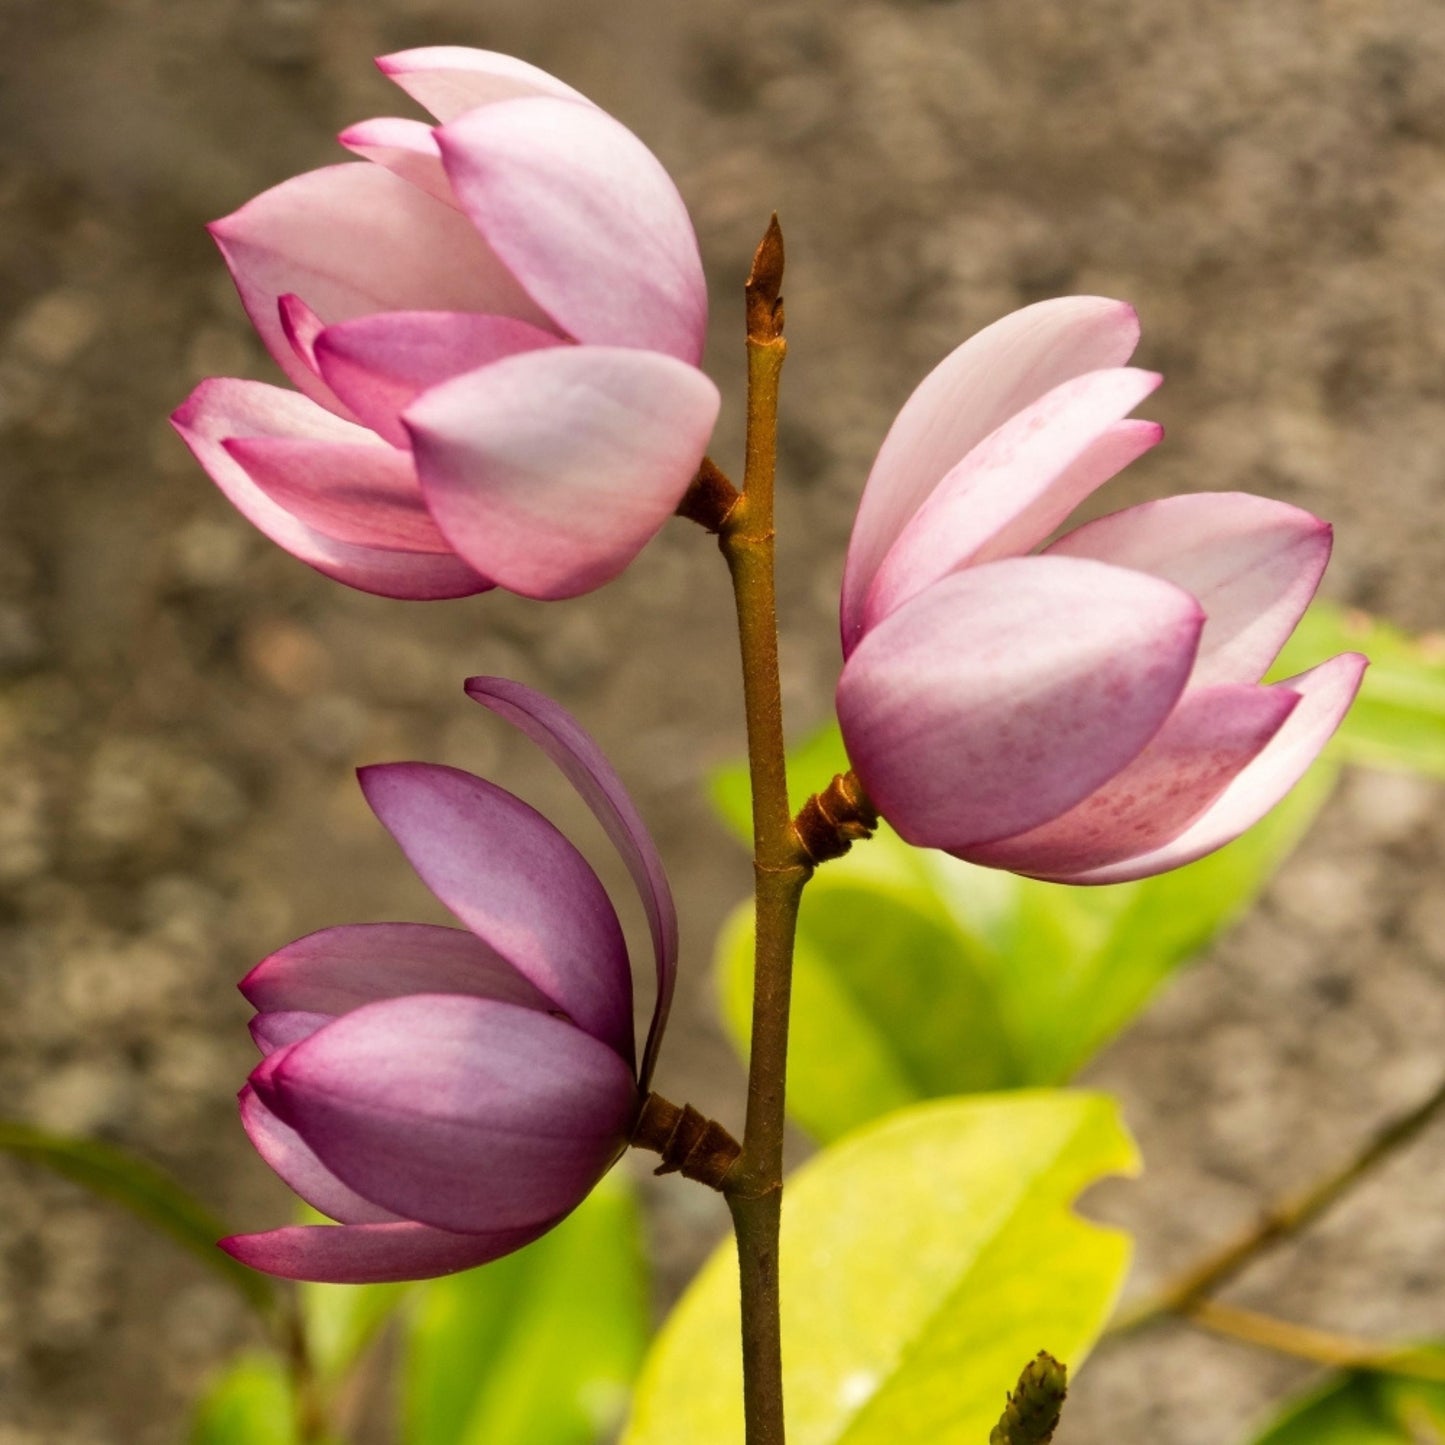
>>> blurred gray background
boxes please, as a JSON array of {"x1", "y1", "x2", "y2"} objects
[{"x1": 1, "y1": 0, "x2": 1443, "y2": 1440}]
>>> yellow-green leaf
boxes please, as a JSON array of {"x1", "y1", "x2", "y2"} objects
[{"x1": 624, "y1": 1092, "x2": 1137, "y2": 1445}]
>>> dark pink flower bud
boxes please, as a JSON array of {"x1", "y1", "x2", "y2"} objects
[{"x1": 221, "y1": 680, "x2": 677, "y2": 1282}]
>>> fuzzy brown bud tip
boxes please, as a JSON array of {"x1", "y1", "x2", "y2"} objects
[
  {"x1": 746, "y1": 214, "x2": 786, "y2": 342},
  {"x1": 989, "y1": 1352, "x2": 1068, "y2": 1445}
]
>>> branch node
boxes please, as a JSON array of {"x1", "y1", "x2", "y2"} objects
[
  {"x1": 793, "y1": 770, "x2": 880, "y2": 865},
  {"x1": 631, "y1": 1093, "x2": 741, "y2": 1191}
]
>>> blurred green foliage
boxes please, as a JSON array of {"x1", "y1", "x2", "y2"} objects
[
  {"x1": 190, "y1": 1355, "x2": 303, "y2": 1445},
  {"x1": 402, "y1": 1172, "x2": 648, "y2": 1445},
  {"x1": 1250, "y1": 1361, "x2": 1445, "y2": 1444},
  {"x1": 714, "y1": 741, "x2": 1331, "y2": 1143}
]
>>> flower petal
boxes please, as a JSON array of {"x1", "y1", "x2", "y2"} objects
[
  {"x1": 464, "y1": 677, "x2": 678, "y2": 1091},
  {"x1": 966, "y1": 682, "x2": 1299, "y2": 876},
  {"x1": 407, "y1": 345, "x2": 719, "y2": 599},
  {"x1": 209, "y1": 163, "x2": 549, "y2": 407},
  {"x1": 862, "y1": 369, "x2": 1163, "y2": 635},
  {"x1": 278, "y1": 293, "x2": 327, "y2": 378},
  {"x1": 240, "y1": 921, "x2": 557, "y2": 1017},
  {"x1": 313, "y1": 310, "x2": 562, "y2": 447},
  {"x1": 338, "y1": 117, "x2": 454, "y2": 206},
  {"x1": 262, "y1": 995, "x2": 637, "y2": 1234},
  {"x1": 377, "y1": 47, "x2": 591, "y2": 123},
  {"x1": 240, "y1": 1085, "x2": 401, "y2": 1224},
  {"x1": 358, "y1": 763, "x2": 633, "y2": 1058},
  {"x1": 221, "y1": 435, "x2": 450, "y2": 552},
  {"x1": 250, "y1": 1011, "x2": 331, "y2": 1054},
  {"x1": 170, "y1": 378, "x2": 490, "y2": 600},
  {"x1": 841, "y1": 296, "x2": 1143, "y2": 651},
  {"x1": 837, "y1": 555, "x2": 1204, "y2": 850},
  {"x1": 1062, "y1": 652, "x2": 1368, "y2": 884},
  {"x1": 1048, "y1": 492, "x2": 1334, "y2": 688},
  {"x1": 221, "y1": 1217, "x2": 558, "y2": 1283},
  {"x1": 437, "y1": 98, "x2": 706, "y2": 362}
]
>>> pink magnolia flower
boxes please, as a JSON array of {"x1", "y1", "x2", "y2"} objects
[
  {"x1": 174, "y1": 48, "x2": 718, "y2": 602},
  {"x1": 221, "y1": 678, "x2": 677, "y2": 1283},
  {"x1": 836, "y1": 297, "x2": 1367, "y2": 884}
]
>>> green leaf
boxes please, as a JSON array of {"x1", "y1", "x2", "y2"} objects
[
  {"x1": 189, "y1": 1354, "x2": 297, "y2": 1445},
  {"x1": 624, "y1": 1092, "x2": 1137, "y2": 1445},
  {"x1": 301, "y1": 1277, "x2": 409, "y2": 1388},
  {"x1": 0, "y1": 1119, "x2": 274, "y2": 1315},
  {"x1": 1251, "y1": 1364, "x2": 1445, "y2": 1444},
  {"x1": 403, "y1": 1171, "x2": 650, "y2": 1445},
  {"x1": 1273, "y1": 602, "x2": 1445, "y2": 779},
  {"x1": 717, "y1": 764, "x2": 1330, "y2": 1141}
]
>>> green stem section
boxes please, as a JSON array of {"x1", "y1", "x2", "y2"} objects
[
  {"x1": 1114, "y1": 1071, "x2": 1445, "y2": 1335},
  {"x1": 1184, "y1": 1300, "x2": 1445, "y2": 1383},
  {"x1": 719, "y1": 215, "x2": 811, "y2": 1445}
]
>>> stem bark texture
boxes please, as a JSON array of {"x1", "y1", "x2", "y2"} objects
[{"x1": 720, "y1": 215, "x2": 811, "y2": 1445}]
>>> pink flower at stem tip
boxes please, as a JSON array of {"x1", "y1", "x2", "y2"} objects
[{"x1": 173, "y1": 46, "x2": 718, "y2": 603}]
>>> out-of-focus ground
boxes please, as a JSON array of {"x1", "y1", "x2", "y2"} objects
[{"x1": 1, "y1": 1, "x2": 1443, "y2": 1441}]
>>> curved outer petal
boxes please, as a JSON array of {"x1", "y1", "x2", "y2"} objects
[
  {"x1": 965, "y1": 682, "x2": 1300, "y2": 877},
  {"x1": 209, "y1": 163, "x2": 549, "y2": 408},
  {"x1": 313, "y1": 310, "x2": 562, "y2": 448},
  {"x1": 221, "y1": 435, "x2": 450, "y2": 552},
  {"x1": 240, "y1": 1085, "x2": 401, "y2": 1224},
  {"x1": 259, "y1": 995, "x2": 638, "y2": 1234},
  {"x1": 840, "y1": 296, "x2": 1143, "y2": 652},
  {"x1": 170, "y1": 379, "x2": 490, "y2": 600},
  {"x1": 221, "y1": 1216, "x2": 559, "y2": 1284},
  {"x1": 464, "y1": 677, "x2": 678, "y2": 1090},
  {"x1": 378, "y1": 46, "x2": 592, "y2": 122},
  {"x1": 406, "y1": 345, "x2": 719, "y2": 600},
  {"x1": 837, "y1": 555, "x2": 1205, "y2": 850},
  {"x1": 1062, "y1": 652, "x2": 1368, "y2": 884},
  {"x1": 338, "y1": 117, "x2": 454, "y2": 206},
  {"x1": 240, "y1": 921, "x2": 558, "y2": 1017},
  {"x1": 862, "y1": 368, "x2": 1163, "y2": 635},
  {"x1": 250, "y1": 1011, "x2": 331, "y2": 1054},
  {"x1": 1047, "y1": 492, "x2": 1334, "y2": 689},
  {"x1": 358, "y1": 763, "x2": 634, "y2": 1059},
  {"x1": 437, "y1": 97, "x2": 707, "y2": 363}
]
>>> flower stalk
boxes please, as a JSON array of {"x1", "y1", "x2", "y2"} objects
[{"x1": 718, "y1": 215, "x2": 812, "y2": 1445}]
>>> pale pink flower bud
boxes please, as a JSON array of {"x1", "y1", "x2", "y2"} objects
[
  {"x1": 174, "y1": 49, "x2": 718, "y2": 602},
  {"x1": 837, "y1": 298, "x2": 1366, "y2": 884}
]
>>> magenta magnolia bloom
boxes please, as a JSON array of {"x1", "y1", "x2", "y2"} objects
[
  {"x1": 174, "y1": 47, "x2": 718, "y2": 602},
  {"x1": 221, "y1": 679, "x2": 677, "y2": 1283},
  {"x1": 837, "y1": 297, "x2": 1367, "y2": 885}
]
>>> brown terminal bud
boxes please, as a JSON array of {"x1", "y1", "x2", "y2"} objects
[{"x1": 745, "y1": 214, "x2": 786, "y2": 343}]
